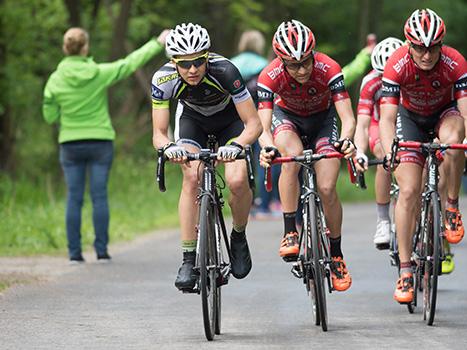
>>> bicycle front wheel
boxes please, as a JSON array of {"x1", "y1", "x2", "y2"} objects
[
  {"x1": 309, "y1": 197, "x2": 328, "y2": 332},
  {"x1": 423, "y1": 193, "x2": 441, "y2": 326},
  {"x1": 199, "y1": 195, "x2": 218, "y2": 340}
]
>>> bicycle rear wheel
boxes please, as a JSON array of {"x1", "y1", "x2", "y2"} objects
[
  {"x1": 423, "y1": 193, "x2": 441, "y2": 326},
  {"x1": 199, "y1": 195, "x2": 218, "y2": 340},
  {"x1": 309, "y1": 197, "x2": 328, "y2": 332}
]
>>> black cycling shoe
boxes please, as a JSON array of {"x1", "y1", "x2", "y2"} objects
[
  {"x1": 230, "y1": 230, "x2": 252, "y2": 279},
  {"x1": 175, "y1": 252, "x2": 197, "y2": 291}
]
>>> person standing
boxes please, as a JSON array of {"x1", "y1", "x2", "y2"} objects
[
  {"x1": 231, "y1": 30, "x2": 281, "y2": 219},
  {"x1": 43, "y1": 27, "x2": 169, "y2": 264}
]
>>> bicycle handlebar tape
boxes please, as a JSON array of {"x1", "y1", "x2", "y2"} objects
[
  {"x1": 347, "y1": 158, "x2": 357, "y2": 184},
  {"x1": 244, "y1": 145, "x2": 255, "y2": 191},
  {"x1": 265, "y1": 166, "x2": 272, "y2": 193},
  {"x1": 356, "y1": 158, "x2": 367, "y2": 190},
  {"x1": 157, "y1": 148, "x2": 166, "y2": 192}
]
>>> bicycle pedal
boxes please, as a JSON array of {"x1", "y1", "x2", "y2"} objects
[
  {"x1": 376, "y1": 243, "x2": 390, "y2": 250},
  {"x1": 291, "y1": 264, "x2": 303, "y2": 279},
  {"x1": 282, "y1": 255, "x2": 299, "y2": 263},
  {"x1": 180, "y1": 287, "x2": 198, "y2": 294}
]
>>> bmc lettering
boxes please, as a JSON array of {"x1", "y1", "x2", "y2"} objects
[
  {"x1": 440, "y1": 54, "x2": 459, "y2": 70},
  {"x1": 267, "y1": 66, "x2": 284, "y2": 80},
  {"x1": 393, "y1": 53, "x2": 410, "y2": 73},
  {"x1": 314, "y1": 61, "x2": 330, "y2": 73}
]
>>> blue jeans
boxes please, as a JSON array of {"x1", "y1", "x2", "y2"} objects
[{"x1": 59, "y1": 140, "x2": 113, "y2": 258}]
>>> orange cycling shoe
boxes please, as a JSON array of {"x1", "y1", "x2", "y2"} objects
[
  {"x1": 445, "y1": 208, "x2": 464, "y2": 244},
  {"x1": 393, "y1": 272, "x2": 414, "y2": 304},
  {"x1": 331, "y1": 257, "x2": 352, "y2": 291},
  {"x1": 279, "y1": 232, "x2": 299, "y2": 261}
]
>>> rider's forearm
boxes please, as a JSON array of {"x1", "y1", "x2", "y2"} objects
[
  {"x1": 354, "y1": 115, "x2": 371, "y2": 153},
  {"x1": 152, "y1": 108, "x2": 171, "y2": 149},
  {"x1": 335, "y1": 99, "x2": 356, "y2": 140},
  {"x1": 379, "y1": 104, "x2": 398, "y2": 154},
  {"x1": 257, "y1": 108, "x2": 275, "y2": 147},
  {"x1": 235, "y1": 117, "x2": 262, "y2": 147}
]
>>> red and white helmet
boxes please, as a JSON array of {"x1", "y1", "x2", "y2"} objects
[
  {"x1": 404, "y1": 8, "x2": 445, "y2": 47},
  {"x1": 272, "y1": 20, "x2": 315, "y2": 61}
]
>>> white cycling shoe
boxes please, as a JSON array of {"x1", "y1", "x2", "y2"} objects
[{"x1": 374, "y1": 220, "x2": 390, "y2": 250}]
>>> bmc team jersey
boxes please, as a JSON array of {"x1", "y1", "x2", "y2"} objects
[
  {"x1": 357, "y1": 69, "x2": 382, "y2": 123},
  {"x1": 151, "y1": 53, "x2": 251, "y2": 116},
  {"x1": 381, "y1": 45, "x2": 467, "y2": 115},
  {"x1": 257, "y1": 52, "x2": 349, "y2": 117}
]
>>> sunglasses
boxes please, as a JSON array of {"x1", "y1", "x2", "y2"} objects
[
  {"x1": 282, "y1": 55, "x2": 314, "y2": 71},
  {"x1": 172, "y1": 52, "x2": 209, "y2": 69},
  {"x1": 410, "y1": 44, "x2": 441, "y2": 55}
]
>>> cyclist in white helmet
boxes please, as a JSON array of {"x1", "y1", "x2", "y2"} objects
[
  {"x1": 151, "y1": 23, "x2": 262, "y2": 291},
  {"x1": 354, "y1": 37, "x2": 404, "y2": 249}
]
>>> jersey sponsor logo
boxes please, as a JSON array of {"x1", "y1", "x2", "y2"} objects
[
  {"x1": 393, "y1": 53, "x2": 410, "y2": 73},
  {"x1": 432, "y1": 80, "x2": 441, "y2": 89},
  {"x1": 440, "y1": 54, "x2": 459, "y2": 70},
  {"x1": 151, "y1": 84, "x2": 164, "y2": 99},
  {"x1": 308, "y1": 87, "x2": 317, "y2": 95},
  {"x1": 258, "y1": 90, "x2": 273, "y2": 100},
  {"x1": 329, "y1": 77, "x2": 345, "y2": 92},
  {"x1": 267, "y1": 66, "x2": 284, "y2": 80},
  {"x1": 314, "y1": 61, "x2": 331, "y2": 73},
  {"x1": 233, "y1": 79, "x2": 241, "y2": 89},
  {"x1": 234, "y1": 90, "x2": 249, "y2": 99},
  {"x1": 157, "y1": 73, "x2": 178, "y2": 85},
  {"x1": 455, "y1": 78, "x2": 467, "y2": 90},
  {"x1": 382, "y1": 83, "x2": 400, "y2": 95}
]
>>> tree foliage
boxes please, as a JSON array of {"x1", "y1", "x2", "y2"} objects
[{"x1": 0, "y1": 0, "x2": 466, "y2": 178}]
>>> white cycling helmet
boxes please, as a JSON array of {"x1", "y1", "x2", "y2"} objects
[
  {"x1": 272, "y1": 20, "x2": 315, "y2": 61},
  {"x1": 166, "y1": 23, "x2": 211, "y2": 57},
  {"x1": 371, "y1": 37, "x2": 404, "y2": 73}
]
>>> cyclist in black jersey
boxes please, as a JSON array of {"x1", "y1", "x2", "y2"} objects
[{"x1": 151, "y1": 23, "x2": 262, "y2": 291}]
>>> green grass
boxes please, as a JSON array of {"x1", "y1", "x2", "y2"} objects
[
  {"x1": 0, "y1": 158, "x2": 377, "y2": 257},
  {"x1": 0, "y1": 156, "x2": 183, "y2": 256}
]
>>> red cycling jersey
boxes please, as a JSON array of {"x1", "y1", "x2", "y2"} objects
[
  {"x1": 381, "y1": 45, "x2": 467, "y2": 116},
  {"x1": 257, "y1": 52, "x2": 349, "y2": 117},
  {"x1": 357, "y1": 69, "x2": 382, "y2": 122}
]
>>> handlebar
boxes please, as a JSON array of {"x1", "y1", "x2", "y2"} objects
[
  {"x1": 156, "y1": 145, "x2": 255, "y2": 192},
  {"x1": 387, "y1": 137, "x2": 467, "y2": 169},
  {"x1": 264, "y1": 150, "x2": 359, "y2": 192}
]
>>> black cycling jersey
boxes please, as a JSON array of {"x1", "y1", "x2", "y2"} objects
[{"x1": 151, "y1": 53, "x2": 251, "y2": 116}]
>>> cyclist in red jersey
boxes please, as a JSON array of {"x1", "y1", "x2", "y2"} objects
[
  {"x1": 379, "y1": 9, "x2": 467, "y2": 304},
  {"x1": 354, "y1": 38, "x2": 404, "y2": 249},
  {"x1": 258, "y1": 20, "x2": 356, "y2": 292}
]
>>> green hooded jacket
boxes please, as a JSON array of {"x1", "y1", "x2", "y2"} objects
[{"x1": 43, "y1": 39, "x2": 162, "y2": 143}]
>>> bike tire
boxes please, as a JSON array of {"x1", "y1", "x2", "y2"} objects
[
  {"x1": 199, "y1": 195, "x2": 218, "y2": 340},
  {"x1": 303, "y1": 203, "x2": 320, "y2": 326},
  {"x1": 423, "y1": 193, "x2": 441, "y2": 326},
  {"x1": 309, "y1": 197, "x2": 328, "y2": 331}
]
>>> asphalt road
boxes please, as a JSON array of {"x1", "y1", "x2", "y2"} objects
[{"x1": 1, "y1": 201, "x2": 467, "y2": 350}]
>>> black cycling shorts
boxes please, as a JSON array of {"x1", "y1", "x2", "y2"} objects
[
  {"x1": 396, "y1": 102, "x2": 460, "y2": 166},
  {"x1": 175, "y1": 101, "x2": 244, "y2": 148},
  {"x1": 271, "y1": 105, "x2": 339, "y2": 154}
]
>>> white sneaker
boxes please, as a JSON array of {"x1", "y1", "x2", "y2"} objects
[{"x1": 374, "y1": 220, "x2": 390, "y2": 249}]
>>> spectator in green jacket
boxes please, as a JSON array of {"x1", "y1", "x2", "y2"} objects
[{"x1": 42, "y1": 27, "x2": 168, "y2": 264}]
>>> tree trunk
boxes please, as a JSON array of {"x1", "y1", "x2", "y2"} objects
[
  {"x1": 63, "y1": 0, "x2": 81, "y2": 27},
  {"x1": 0, "y1": 2, "x2": 15, "y2": 173}
]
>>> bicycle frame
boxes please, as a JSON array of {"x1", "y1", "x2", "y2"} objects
[
  {"x1": 389, "y1": 138, "x2": 467, "y2": 325},
  {"x1": 265, "y1": 149, "x2": 358, "y2": 331},
  {"x1": 156, "y1": 135, "x2": 254, "y2": 340}
]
